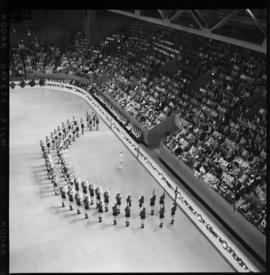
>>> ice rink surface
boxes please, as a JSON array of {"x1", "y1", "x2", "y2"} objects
[{"x1": 10, "y1": 88, "x2": 235, "y2": 272}]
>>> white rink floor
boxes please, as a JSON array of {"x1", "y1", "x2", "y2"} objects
[{"x1": 10, "y1": 88, "x2": 234, "y2": 272}]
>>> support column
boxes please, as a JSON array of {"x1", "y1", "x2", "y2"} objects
[{"x1": 85, "y1": 9, "x2": 99, "y2": 46}]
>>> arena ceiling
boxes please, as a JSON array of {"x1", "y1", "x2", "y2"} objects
[{"x1": 108, "y1": 9, "x2": 266, "y2": 53}]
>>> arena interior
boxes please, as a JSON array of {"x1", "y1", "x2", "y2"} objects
[{"x1": 9, "y1": 9, "x2": 267, "y2": 273}]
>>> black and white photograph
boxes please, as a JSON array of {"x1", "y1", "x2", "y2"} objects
[{"x1": 2, "y1": 3, "x2": 267, "y2": 273}]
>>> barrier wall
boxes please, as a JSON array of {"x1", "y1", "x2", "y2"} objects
[
  {"x1": 101, "y1": 91, "x2": 179, "y2": 146},
  {"x1": 27, "y1": 72, "x2": 92, "y2": 85},
  {"x1": 145, "y1": 114, "x2": 178, "y2": 146},
  {"x1": 174, "y1": 114, "x2": 190, "y2": 129},
  {"x1": 159, "y1": 143, "x2": 266, "y2": 262},
  {"x1": 100, "y1": 91, "x2": 148, "y2": 135}
]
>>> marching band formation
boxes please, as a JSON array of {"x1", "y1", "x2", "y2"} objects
[{"x1": 40, "y1": 111, "x2": 178, "y2": 229}]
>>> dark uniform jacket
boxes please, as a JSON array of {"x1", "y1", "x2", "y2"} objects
[
  {"x1": 68, "y1": 191, "x2": 74, "y2": 202},
  {"x1": 82, "y1": 185, "x2": 87, "y2": 194},
  {"x1": 159, "y1": 194, "x2": 165, "y2": 204},
  {"x1": 104, "y1": 193, "x2": 109, "y2": 203},
  {"x1": 140, "y1": 209, "x2": 146, "y2": 219},
  {"x1": 171, "y1": 205, "x2": 177, "y2": 215},
  {"x1": 60, "y1": 190, "x2": 66, "y2": 199},
  {"x1": 112, "y1": 205, "x2": 118, "y2": 216},
  {"x1": 84, "y1": 199, "x2": 90, "y2": 209},
  {"x1": 98, "y1": 205, "x2": 104, "y2": 213},
  {"x1": 116, "y1": 196, "x2": 122, "y2": 205},
  {"x1": 125, "y1": 206, "x2": 131, "y2": 217},
  {"x1": 89, "y1": 186, "x2": 95, "y2": 196},
  {"x1": 75, "y1": 182, "x2": 80, "y2": 191},
  {"x1": 159, "y1": 208, "x2": 165, "y2": 218},
  {"x1": 150, "y1": 195, "x2": 156, "y2": 206}
]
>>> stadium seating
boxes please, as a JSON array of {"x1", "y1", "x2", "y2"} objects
[{"x1": 9, "y1": 23, "x2": 266, "y2": 234}]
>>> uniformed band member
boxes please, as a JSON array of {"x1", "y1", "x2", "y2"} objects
[
  {"x1": 83, "y1": 195, "x2": 90, "y2": 219},
  {"x1": 96, "y1": 187, "x2": 103, "y2": 208},
  {"x1": 140, "y1": 207, "x2": 146, "y2": 229},
  {"x1": 46, "y1": 136, "x2": 50, "y2": 153},
  {"x1": 74, "y1": 178, "x2": 80, "y2": 194},
  {"x1": 54, "y1": 135, "x2": 58, "y2": 147},
  {"x1": 68, "y1": 188, "x2": 75, "y2": 211},
  {"x1": 118, "y1": 151, "x2": 124, "y2": 169},
  {"x1": 80, "y1": 118, "x2": 85, "y2": 135},
  {"x1": 159, "y1": 206, "x2": 165, "y2": 228},
  {"x1": 98, "y1": 201, "x2": 104, "y2": 222},
  {"x1": 124, "y1": 205, "x2": 131, "y2": 227},
  {"x1": 60, "y1": 186, "x2": 67, "y2": 207},
  {"x1": 62, "y1": 139, "x2": 68, "y2": 150},
  {"x1": 139, "y1": 195, "x2": 144, "y2": 208},
  {"x1": 66, "y1": 171, "x2": 73, "y2": 187},
  {"x1": 104, "y1": 191, "x2": 110, "y2": 212},
  {"x1": 63, "y1": 126, "x2": 66, "y2": 139},
  {"x1": 76, "y1": 124, "x2": 80, "y2": 138},
  {"x1": 46, "y1": 159, "x2": 53, "y2": 175},
  {"x1": 86, "y1": 111, "x2": 89, "y2": 128},
  {"x1": 68, "y1": 123, "x2": 71, "y2": 133},
  {"x1": 171, "y1": 202, "x2": 177, "y2": 225},
  {"x1": 81, "y1": 181, "x2": 88, "y2": 196},
  {"x1": 115, "y1": 192, "x2": 122, "y2": 209},
  {"x1": 126, "y1": 195, "x2": 132, "y2": 207},
  {"x1": 96, "y1": 116, "x2": 99, "y2": 130},
  {"x1": 89, "y1": 183, "x2": 95, "y2": 205},
  {"x1": 40, "y1": 140, "x2": 46, "y2": 158},
  {"x1": 150, "y1": 190, "x2": 156, "y2": 215},
  {"x1": 72, "y1": 129, "x2": 76, "y2": 141},
  {"x1": 159, "y1": 191, "x2": 165, "y2": 209},
  {"x1": 75, "y1": 193, "x2": 83, "y2": 214},
  {"x1": 112, "y1": 203, "x2": 119, "y2": 225},
  {"x1": 68, "y1": 132, "x2": 72, "y2": 145},
  {"x1": 92, "y1": 113, "x2": 96, "y2": 128},
  {"x1": 52, "y1": 176, "x2": 59, "y2": 196},
  {"x1": 51, "y1": 135, "x2": 55, "y2": 150},
  {"x1": 58, "y1": 131, "x2": 62, "y2": 141},
  {"x1": 89, "y1": 116, "x2": 92, "y2": 131}
]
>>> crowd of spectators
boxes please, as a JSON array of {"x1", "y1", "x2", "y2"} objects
[
  {"x1": 163, "y1": 49, "x2": 266, "y2": 233},
  {"x1": 10, "y1": 22, "x2": 266, "y2": 233}
]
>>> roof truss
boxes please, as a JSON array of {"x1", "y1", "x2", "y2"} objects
[{"x1": 108, "y1": 9, "x2": 266, "y2": 54}]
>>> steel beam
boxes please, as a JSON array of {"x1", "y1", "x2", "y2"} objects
[
  {"x1": 245, "y1": 9, "x2": 266, "y2": 36},
  {"x1": 194, "y1": 10, "x2": 207, "y2": 27},
  {"x1": 169, "y1": 10, "x2": 185, "y2": 22},
  {"x1": 210, "y1": 9, "x2": 242, "y2": 32},
  {"x1": 108, "y1": 10, "x2": 266, "y2": 54},
  {"x1": 158, "y1": 9, "x2": 164, "y2": 19},
  {"x1": 188, "y1": 10, "x2": 203, "y2": 29}
]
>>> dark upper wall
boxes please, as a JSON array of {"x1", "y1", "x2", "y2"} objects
[
  {"x1": 10, "y1": 9, "x2": 84, "y2": 47},
  {"x1": 83, "y1": 10, "x2": 135, "y2": 46},
  {"x1": 10, "y1": 10, "x2": 135, "y2": 47},
  {"x1": 32, "y1": 10, "x2": 85, "y2": 47}
]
